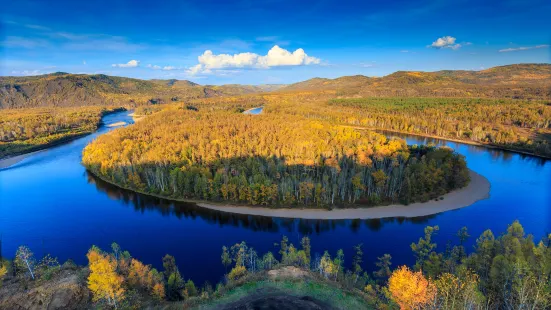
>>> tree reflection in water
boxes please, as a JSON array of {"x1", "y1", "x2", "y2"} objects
[{"x1": 86, "y1": 171, "x2": 436, "y2": 235}]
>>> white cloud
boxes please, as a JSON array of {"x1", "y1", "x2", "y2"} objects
[
  {"x1": 187, "y1": 45, "x2": 320, "y2": 75},
  {"x1": 147, "y1": 64, "x2": 179, "y2": 71},
  {"x1": 1, "y1": 36, "x2": 49, "y2": 48},
  {"x1": 11, "y1": 70, "x2": 44, "y2": 76},
  {"x1": 187, "y1": 64, "x2": 204, "y2": 75},
  {"x1": 498, "y1": 44, "x2": 549, "y2": 52},
  {"x1": 147, "y1": 64, "x2": 161, "y2": 70},
  {"x1": 358, "y1": 62, "x2": 376, "y2": 68},
  {"x1": 400, "y1": 50, "x2": 409, "y2": 53},
  {"x1": 428, "y1": 36, "x2": 461, "y2": 50},
  {"x1": 112, "y1": 60, "x2": 140, "y2": 68},
  {"x1": 256, "y1": 36, "x2": 279, "y2": 42},
  {"x1": 83, "y1": 60, "x2": 87, "y2": 65}
]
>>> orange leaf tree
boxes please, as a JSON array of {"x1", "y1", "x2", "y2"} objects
[{"x1": 388, "y1": 265, "x2": 437, "y2": 310}]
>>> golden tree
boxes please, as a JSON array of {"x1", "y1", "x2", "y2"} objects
[
  {"x1": 128, "y1": 258, "x2": 151, "y2": 287},
  {"x1": 435, "y1": 270, "x2": 483, "y2": 309},
  {"x1": 87, "y1": 247, "x2": 125, "y2": 308},
  {"x1": 0, "y1": 265, "x2": 7, "y2": 285},
  {"x1": 388, "y1": 266, "x2": 437, "y2": 310},
  {"x1": 227, "y1": 265, "x2": 247, "y2": 281},
  {"x1": 152, "y1": 282, "x2": 166, "y2": 301}
]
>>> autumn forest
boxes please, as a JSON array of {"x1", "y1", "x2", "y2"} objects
[
  {"x1": 82, "y1": 109, "x2": 470, "y2": 207},
  {"x1": 1, "y1": 64, "x2": 550, "y2": 309}
]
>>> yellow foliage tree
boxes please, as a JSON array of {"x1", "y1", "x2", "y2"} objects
[
  {"x1": 435, "y1": 270, "x2": 483, "y2": 309},
  {"x1": 388, "y1": 266, "x2": 437, "y2": 310},
  {"x1": 87, "y1": 247, "x2": 125, "y2": 308},
  {"x1": 128, "y1": 258, "x2": 151, "y2": 287},
  {"x1": 227, "y1": 265, "x2": 247, "y2": 281},
  {"x1": 0, "y1": 265, "x2": 7, "y2": 285},
  {"x1": 152, "y1": 282, "x2": 166, "y2": 301}
]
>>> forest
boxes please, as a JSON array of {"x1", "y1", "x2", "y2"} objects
[
  {"x1": 2, "y1": 64, "x2": 550, "y2": 161},
  {"x1": 262, "y1": 95, "x2": 551, "y2": 157},
  {"x1": 82, "y1": 108, "x2": 470, "y2": 207},
  {"x1": 0, "y1": 107, "x2": 123, "y2": 159},
  {"x1": 1, "y1": 221, "x2": 549, "y2": 309}
]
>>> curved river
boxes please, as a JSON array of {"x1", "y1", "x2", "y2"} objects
[{"x1": 1, "y1": 110, "x2": 550, "y2": 285}]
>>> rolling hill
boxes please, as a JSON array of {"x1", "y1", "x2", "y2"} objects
[
  {"x1": 0, "y1": 74, "x2": 279, "y2": 109},
  {"x1": 1, "y1": 64, "x2": 549, "y2": 109},
  {"x1": 280, "y1": 63, "x2": 551, "y2": 99}
]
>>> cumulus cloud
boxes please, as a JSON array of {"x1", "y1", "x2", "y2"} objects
[
  {"x1": 428, "y1": 36, "x2": 461, "y2": 50},
  {"x1": 112, "y1": 60, "x2": 139, "y2": 68},
  {"x1": 498, "y1": 44, "x2": 549, "y2": 52},
  {"x1": 187, "y1": 45, "x2": 320, "y2": 75},
  {"x1": 147, "y1": 64, "x2": 161, "y2": 70}
]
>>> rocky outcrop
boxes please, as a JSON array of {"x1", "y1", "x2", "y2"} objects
[{"x1": 0, "y1": 268, "x2": 90, "y2": 310}]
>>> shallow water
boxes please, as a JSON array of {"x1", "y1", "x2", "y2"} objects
[
  {"x1": 1, "y1": 110, "x2": 549, "y2": 285},
  {"x1": 243, "y1": 107, "x2": 263, "y2": 115}
]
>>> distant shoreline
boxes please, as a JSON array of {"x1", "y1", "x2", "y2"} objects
[
  {"x1": 0, "y1": 149, "x2": 47, "y2": 169},
  {"x1": 0, "y1": 133, "x2": 89, "y2": 169},
  {"x1": 347, "y1": 126, "x2": 551, "y2": 160},
  {"x1": 0, "y1": 109, "x2": 129, "y2": 170},
  {"x1": 88, "y1": 169, "x2": 490, "y2": 220}
]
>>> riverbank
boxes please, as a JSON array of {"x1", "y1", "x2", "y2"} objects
[
  {"x1": 0, "y1": 109, "x2": 129, "y2": 170},
  {"x1": 107, "y1": 121, "x2": 127, "y2": 127},
  {"x1": 0, "y1": 149, "x2": 46, "y2": 169},
  {"x1": 347, "y1": 125, "x2": 551, "y2": 160},
  {"x1": 0, "y1": 132, "x2": 89, "y2": 169},
  {"x1": 88, "y1": 169, "x2": 490, "y2": 220},
  {"x1": 128, "y1": 112, "x2": 145, "y2": 122},
  {"x1": 197, "y1": 170, "x2": 490, "y2": 219}
]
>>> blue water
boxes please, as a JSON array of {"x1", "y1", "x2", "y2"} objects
[
  {"x1": 0, "y1": 110, "x2": 549, "y2": 286},
  {"x1": 243, "y1": 107, "x2": 263, "y2": 115}
]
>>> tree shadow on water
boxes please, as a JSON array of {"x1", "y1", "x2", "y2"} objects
[{"x1": 86, "y1": 171, "x2": 438, "y2": 235}]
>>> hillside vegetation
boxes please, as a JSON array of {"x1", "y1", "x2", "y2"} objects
[
  {"x1": 0, "y1": 106, "x2": 123, "y2": 159},
  {"x1": 0, "y1": 73, "x2": 273, "y2": 109},
  {"x1": 263, "y1": 96, "x2": 551, "y2": 157},
  {"x1": 1, "y1": 221, "x2": 549, "y2": 309},
  {"x1": 2, "y1": 64, "x2": 550, "y2": 160},
  {"x1": 281, "y1": 64, "x2": 551, "y2": 99},
  {"x1": 2, "y1": 64, "x2": 549, "y2": 110}
]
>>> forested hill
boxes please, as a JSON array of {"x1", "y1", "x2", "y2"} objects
[
  {"x1": 1, "y1": 64, "x2": 549, "y2": 108},
  {"x1": 280, "y1": 63, "x2": 551, "y2": 99},
  {"x1": 0, "y1": 73, "x2": 277, "y2": 109}
]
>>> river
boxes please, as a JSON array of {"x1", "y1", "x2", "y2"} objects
[{"x1": 0, "y1": 110, "x2": 549, "y2": 285}]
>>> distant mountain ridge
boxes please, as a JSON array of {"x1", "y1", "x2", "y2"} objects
[
  {"x1": 1, "y1": 64, "x2": 549, "y2": 108},
  {"x1": 280, "y1": 64, "x2": 550, "y2": 99}
]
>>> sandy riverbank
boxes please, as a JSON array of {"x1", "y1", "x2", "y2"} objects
[
  {"x1": 128, "y1": 113, "x2": 145, "y2": 122},
  {"x1": 107, "y1": 121, "x2": 127, "y2": 127},
  {"x1": 0, "y1": 150, "x2": 46, "y2": 169},
  {"x1": 197, "y1": 170, "x2": 490, "y2": 219}
]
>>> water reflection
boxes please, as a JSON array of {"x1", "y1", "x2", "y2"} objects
[
  {"x1": 86, "y1": 170, "x2": 436, "y2": 234},
  {"x1": 382, "y1": 130, "x2": 548, "y2": 166}
]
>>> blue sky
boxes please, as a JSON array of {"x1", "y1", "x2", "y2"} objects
[{"x1": 1, "y1": 0, "x2": 549, "y2": 84}]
